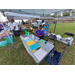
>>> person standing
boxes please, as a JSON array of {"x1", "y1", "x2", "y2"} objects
[
  {"x1": 22, "y1": 20, "x2": 25, "y2": 25},
  {"x1": 8, "y1": 20, "x2": 14, "y2": 32},
  {"x1": 11, "y1": 19, "x2": 20, "y2": 36}
]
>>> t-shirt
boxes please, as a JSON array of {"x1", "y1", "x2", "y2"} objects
[
  {"x1": 38, "y1": 22, "x2": 45, "y2": 29},
  {"x1": 42, "y1": 22, "x2": 45, "y2": 25},
  {"x1": 8, "y1": 22, "x2": 11, "y2": 26},
  {"x1": 13, "y1": 22, "x2": 19, "y2": 31},
  {"x1": 8, "y1": 23, "x2": 14, "y2": 30},
  {"x1": 17, "y1": 22, "x2": 21, "y2": 26},
  {"x1": 36, "y1": 29, "x2": 44, "y2": 36}
]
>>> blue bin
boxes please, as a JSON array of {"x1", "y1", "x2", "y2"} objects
[{"x1": 46, "y1": 50, "x2": 62, "y2": 65}]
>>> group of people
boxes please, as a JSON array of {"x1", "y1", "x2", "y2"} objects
[
  {"x1": 6, "y1": 19, "x2": 21, "y2": 36},
  {"x1": 0, "y1": 19, "x2": 25, "y2": 36},
  {"x1": 0, "y1": 19, "x2": 46, "y2": 39}
]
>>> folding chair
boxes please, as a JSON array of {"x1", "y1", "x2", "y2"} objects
[
  {"x1": 46, "y1": 40, "x2": 70, "y2": 65},
  {"x1": 46, "y1": 32, "x2": 74, "y2": 65},
  {"x1": 45, "y1": 34, "x2": 57, "y2": 45},
  {"x1": 60, "y1": 32, "x2": 74, "y2": 44},
  {"x1": 62, "y1": 32, "x2": 74, "y2": 37}
]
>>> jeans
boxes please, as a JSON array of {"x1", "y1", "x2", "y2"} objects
[
  {"x1": 13, "y1": 30, "x2": 20, "y2": 36},
  {"x1": 39, "y1": 36, "x2": 44, "y2": 39}
]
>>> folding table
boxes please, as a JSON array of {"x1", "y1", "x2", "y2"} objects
[{"x1": 20, "y1": 34, "x2": 54, "y2": 64}]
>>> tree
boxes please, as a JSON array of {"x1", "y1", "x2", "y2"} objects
[{"x1": 63, "y1": 12, "x2": 70, "y2": 16}]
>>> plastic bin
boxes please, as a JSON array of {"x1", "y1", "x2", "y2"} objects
[
  {"x1": 4, "y1": 36, "x2": 13, "y2": 44},
  {"x1": 0, "y1": 41, "x2": 7, "y2": 47},
  {"x1": 46, "y1": 50, "x2": 62, "y2": 65}
]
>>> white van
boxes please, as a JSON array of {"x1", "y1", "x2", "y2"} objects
[{"x1": 32, "y1": 20, "x2": 45, "y2": 28}]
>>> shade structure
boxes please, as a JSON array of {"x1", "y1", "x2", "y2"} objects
[
  {"x1": 56, "y1": 15, "x2": 75, "y2": 19},
  {"x1": 0, "y1": 9, "x2": 67, "y2": 17},
  {"x1": 4, "y1": 12, "x2": 40, "y2": 20}
]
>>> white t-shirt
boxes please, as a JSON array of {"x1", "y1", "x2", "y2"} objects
[
  {"x1": 19, "y1": 22, "x2": 21, "y2": 25},
  {"x1": 13, "y1": 22, "x2": 19, "y2": 31},
  {"x1": 8, "y1": 23, "x2": 14, "y2": 30},
  {"x1": 38, "y1": 22, "x2": 45, "y2": 29},
  {"x1": 42, "y1": 22, "x2": 45, "y2": 25},
  {"x1": 8, "y1": 22, "x2": 11, "y2": 26}
]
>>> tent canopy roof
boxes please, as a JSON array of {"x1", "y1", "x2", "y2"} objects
[
  {"x1": 0, "y1": 9, "x2": 73, "y2": 20},
  {"x1": 4, "y1": 12, "x2": 40, "y2": 20},
  {"x1": 0, "y1": 9, "x2": 67, "y2": 16}
]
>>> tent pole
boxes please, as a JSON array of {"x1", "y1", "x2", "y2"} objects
[{"x1": 53, "y1": 21, "x2": 56, "y2": 33}]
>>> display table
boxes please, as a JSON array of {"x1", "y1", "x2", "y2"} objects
[
  {"x1": 0, "y1": 30, "x2": 13, "y2": 47},
  {"x1": 20, "y1": 34, "x2": 54, "y2": 64},
  {"x1": 0, "y1": 30, "x2": 12, "y2": 39}
]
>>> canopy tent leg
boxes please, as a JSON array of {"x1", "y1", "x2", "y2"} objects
[{"x1": 53, "y1": 21, "x2": 57, "y2": 33}]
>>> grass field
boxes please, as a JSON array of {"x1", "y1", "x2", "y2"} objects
[{"x1": 0, "y1": 22, "x2": 75, "y2": 65}]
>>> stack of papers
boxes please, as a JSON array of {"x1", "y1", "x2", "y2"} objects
[
  {"x1": 24, "y1": 38, "x2": 32, "y2": 42},
  {"x1": 26, "y1": 40, "x2": 35, "y2": 46},
  {"x1": 29, "y1": 43, "x2": 40, "y2": 52},
  {"x1": 20, "y1": 35, "x2": 27, "y2": 38},
  {"x1": 33, "y1": 48, "x2": 48, "y2": 61},
  {"x1": 24, "y1": 37, "x2": 40, "y2": 53}
]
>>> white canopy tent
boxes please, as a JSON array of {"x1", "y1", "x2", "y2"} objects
[
  {"x1": 4, "y1": 12, "x2": 40, "y2": 20},
  {"x1": 0, "y1": 9, "x2": 69, "y2": 20},
  {"x1": 0, "y1": 9, "x2": 67, "y2": 17}
]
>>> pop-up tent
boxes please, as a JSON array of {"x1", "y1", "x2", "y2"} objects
[
  {"x1": 0, "y1": 9, "x2": 70, "y2": 32},
  {"x1": 4, "y1": 12, "x2": 40, "y2": 20},
  {"x1": 0, "y1": 9, "x2": 67, "y2": 17}
]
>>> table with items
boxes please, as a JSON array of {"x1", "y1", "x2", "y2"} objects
[
  {"x1": 20, "y1": 34, "x2": 54, "y2": 64},
  {"x1": 0, "y1": 30, "x2": 13, "y2": 47}
]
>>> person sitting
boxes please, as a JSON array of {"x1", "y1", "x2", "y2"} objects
[{"x1": 35, "y1": 25, "x2": 44, "y2": 39}]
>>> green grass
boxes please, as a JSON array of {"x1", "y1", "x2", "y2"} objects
[
  {"x1": 0, "y1": 22, "x2": 75, "y2": 65},
  {"x1": 49, "y1": 22, "x2": 75, "y2": 65}
]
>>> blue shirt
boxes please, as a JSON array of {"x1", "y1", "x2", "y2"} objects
[{"x1": 36, "y1": 29, "x2": 44, "y2": 36}]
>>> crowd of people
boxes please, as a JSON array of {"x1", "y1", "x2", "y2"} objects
[
  {"x1": 0, "y1": 19, "x2": 45, "y2": 39},
  {"x1": 0, "y1": 19, "x2": 26, "y2": 37}
]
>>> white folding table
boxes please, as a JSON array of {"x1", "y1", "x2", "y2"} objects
[{"x1": 20, "y1": 34, "x2": 54, "y2": 64}]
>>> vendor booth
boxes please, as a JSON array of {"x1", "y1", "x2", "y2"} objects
[{"x1": 0, "y1": 9, "x2": 74, "y2": 65}]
